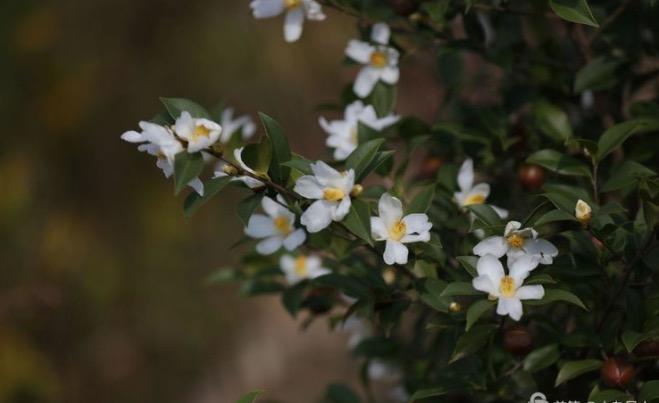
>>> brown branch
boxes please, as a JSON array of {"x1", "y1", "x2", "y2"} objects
[{"x1": 587, "y1": 0, "x2": 634, "y2": 46}]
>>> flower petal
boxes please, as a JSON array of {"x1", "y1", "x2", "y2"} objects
[
  {"x1": 469, "y1": 183, "x2": 491, "y2": 200},
  {"x1": 256, "y1": 236, "x2": 283, "y2": 255},
  {"x1": 245, "y1": 214, "x2": 277, "y2": 238},
  {"x1": 345, "y1": 40, "x2": 373, "y2": 64},
  {"x1": 499, "y1": 297, "x2": 523, "y2": 321},
  {"x1": 301, "y1": 200, "x2": 333, "y2": 233},
  {"x1": 509, "y1": 255, "x2": 540, "y2": 285},
  {"x1": 457, "y1": 159, "x2": 474, "y2": 191},
  {"x1": 371, "y1": 217, "x2": 388, "y2": 241},
  {"x1": 473, "y1": 236, "x2": 508, "y2": 257},
  {"x1": 310, "y1": 160, "x2": 341, "y2": 183},
  {"x1": 261, "y1": 196, "x2": 282, "y2": 218},
  {"x1": 524, "y1": 238, "x2": 559, "y2": 264},
  {"x1": 294, "y1": 175, "x2": 324, "y2": 199},
  {"x1": 250, "y1": 0, "x2": 285, "y2": 18},
  {"x1": 476, "y1": 254, "x2": 505, "y2": 284},
  {"x1": 380, "y1": 66, "x2": 399, "y2": 84},
  {"x1": 491, "y1": 205, "x2": 509, "y2": 219},
  {"x1": 284, "y1": 7, "x2": 305, "y2": 42},
  {"x1": 403, "y1": 213, "x2": 432, "y2": 234},
  {"x1": 353, "y1": 66, "x2": 380, "y2": 98},
  {"x1": 378, "y1": 193, "x2": 403, "y2": 227},
  {"x1": 473, "y1": 275, "x2": 497, "y2": 295},
  {"x1": 504, "y1": 221, "x2": 522, "y2": 237},
  {"x1": 121, "y1": 130, "x2": 144, "y2": 143},
  {"x1": 371, "y1": 22, "x2": 390, "y2": 44},
  {"x1": 383, "y1": 240, "x2": 408, "y2": 265},
  {"x1": 188, "y1": 178, "x2": 204, "y2": 196},
  {"x1": 332, "y1": 197, "x2": 351, "y2": 222},
  {"x1": 516, "y1": 285, "x2": 544, "y2": 300},
  {"x1": 283, "y1": 228, "x2": 307, "y2": 251}
]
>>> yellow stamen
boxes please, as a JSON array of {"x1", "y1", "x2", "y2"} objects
[
  {"x1": 294, "y1": 256, "x2": 308, "y2": 277},
  {"x1": 506, "y1": 234, "x2": 525, "y2": 249},
  {"x1": 350, "y1": 126, "x2": 358, "y2": 145},
  {"x1": 499, "y1": 276, "x2": 516, "y2": 298},
  {"x1": 284, "y1": 0, "x2": 301, "y2": 9},
  {"x1": 273, "y1": 216, "x2": 291, "y2": 235},
  {"x1": 389, "y1": 220, "x2": 407, "y2": 241},
  {"x1": 323, "y1": 187, "x2": 345, "y2": 202},
  {"x1": 192, "y1": 124, "x2": 211, "y2": 140},
  {"x1": 370, "y1": 51, "x2": 388, "y2": 68},
  {"x1": 464, "y1": 193, "x2": 486, "y2": 206}
]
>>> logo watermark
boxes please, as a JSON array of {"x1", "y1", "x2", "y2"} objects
[{"x1": 528, "y1": 391, "x2": 646, "y2": 403}]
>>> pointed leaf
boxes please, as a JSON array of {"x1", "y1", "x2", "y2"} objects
[
  {"x1": 346, "y1": 138, "x2": 386, "y2": 182},
  {"x1": 258, "y1": 112, "x2": 292, "y2": 185},
  {"x1": 465, "y1": 299, "x2": 495, "y2": 331},
  {"x1": 342, "y1": 199, "x2": 373, "y2": 245},
  {"x1": 554, "y1": 359, "x2": 602, "y2": 386},
  {"x1": 183, "y1": 176, "x2": 232, "y2": 217},
  {"x1": 160, "y1": 97, "x2": 211, "y2": 119},
  {"x1": 523, "y1": 344, "x2": 560, "y2": 372},
  {"x1": 527, "y1": 149, "x2": 591, "y2": 177},
  {"x1": 549, "y1": 0, "x2": 598, "y2": 27},
  {"x1": 408, "y1": 185, "x2": 436, "y2": 214},
  {"x1": 174, "y1": 152, "x2": 204, "y2": 195}
]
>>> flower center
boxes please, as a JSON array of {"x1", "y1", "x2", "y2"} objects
[
  {"x1": 192, "y1": 124, "x2": 211, "y2": 140},
  {"x1": 506, "y1": 234, "x2": 525, "y2": 249},
  {"x1": 388, "y1": 220, "x2": 406, "y2": 241},
  {"x1": 284, "y1": 0, "x2": 301, "y2": 9},
  {"x1": 370, "y1": 51, "x2": 388, "y2": 68},
  {"x1": 294, "y1": 256, "x2": 308, "y2": 277},
  {"x1": 323, "y1": 187, "x2": 345, "y2": 202},
  {"x1": 273, "y1": 216, "x2": 291, "y2": 235},
  {"x1": 499, "y1": 276, "x2": 516, "y2": 298},
  {"x1": 464, "y1": 193, "x2": 486, "y2": 206},
  {"x1": 350, "y1": 126, "x2": 358, "y2": 146}
]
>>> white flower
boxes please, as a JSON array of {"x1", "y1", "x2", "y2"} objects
[
  {"x1": 219, "y1": 107, "x2": 256, "y2": 143},
  {"x1": 472, "y1": 254, "x2": 544, "y2": 321},
  {"x1": 173, "y1": 111, "x2": 222, "y2": 153},
  {"x1": 368, "y1": 360, "x2": 402, "y2": 382},
  {"x1": 371, "y1": 193, "x2": 432, "y2": 265},
  {"x1": 345, "y1": 22, "x2": 400, "y2": 97},
  {"x1": 294, "y1": 161, "x2": 355, "y2": 233},
  {"x1": 250, "y1": 0, "x2": 325, "y2": 43},
  {"x1": 340, "y1": 315, "x2": 372, "y2": 348},
  {"x1": 279, "y1": 254, "x2": 329, "y2": 284},
  {"x1": 575, "y1": 199, "x2": 592, "y2": 224},
  {"x1": 473, "y1": 221, "x2": 558, "y2": 266},
  {"x1": 319, "y1": 100, "x2": 400, "y2": 161},
  {"x1": 245, "y1": 196, "x2": 307, "y2": 255},
  {"x1": 213, "y1": 147, "x2": 265, "y2": 189},
  {"x1": 454, "y1": 158, "x2": 508, "y2": 218},
  {"x1": 121, "y1": 121, "x2": 204, "y2": 195}
]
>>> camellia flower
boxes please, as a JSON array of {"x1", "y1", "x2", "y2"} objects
[
  {"x1": 473, "y1": 221, "x2": 558, "y2": 265},
  {"x1": 245, "y1": 196, "x2": 306, "y2": 255},
  {"x1": 319, "y1": 100, "x2": 400, "y2": 161},
  {"x1": 250, "y1": 0, "x2": 326, "y2": 43},
  {"x1": 219, "y1": 108, "x2": 256, "y2": 144},
  {"x1": 575, "y1": 199, "x2": 592, "y2": 224},
  {"x1": 371, "y1": 193, "x2": 432, "y2": 265},
  {"x1": 294, "y1": 161, "x2": 355, "y2": 233},
  {"x1": 345, "y1": 22, "x2": 400, "y2": 97},
  {"x1": 121, "y1": 121, "x2": 204, "y2": 195},
  {"x1": 279, "y1": 254, "x2": 329, "y2": 284},
  {"x1": 173, "y1": 111, "x2": 222, "y2": 153},
  {"x1": 214, "y1": 147, "x2": 264, "y2": 189},
  {"x1": 454, "y1": 158, "x2": 508, "y2": 218},
  {"x1": 472, "y1": 254, "x2": 544, "y2": 321}
]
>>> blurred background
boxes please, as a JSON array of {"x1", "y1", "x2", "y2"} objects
[{"x1": 0, "y1": 0, "x2": 443, "y2": 402}]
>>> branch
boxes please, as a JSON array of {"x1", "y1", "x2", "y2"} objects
[{"x1": 587, "y1": 0, "x2": 634, "y2": 46}]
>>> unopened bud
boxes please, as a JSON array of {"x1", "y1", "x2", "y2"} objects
[
  {"x1": 382, "y1": 267, "x2": 396, "y2": 285},
  {"x1": 449, "y1": 302, "x2": 462, "y2": 313},
  {"x1": 351, "y1": 184, "x2": 363, "y2": 197},
  {"x1": 222, "y1": 165, "x2": 239, "y2": 176},
  {"x1": 575, "y1": 199, "x2": 592, "y2": 224}
]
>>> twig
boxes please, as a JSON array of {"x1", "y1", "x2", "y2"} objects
[{"x1": 587, "y1": 0, "x2": 634, "y2": 46}]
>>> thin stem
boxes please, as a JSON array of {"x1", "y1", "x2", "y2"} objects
[
  {"x1": 591, "y1": 161, "x2": 600, "y2": 205},
  {"x1": 587, "y1": 0, "x2": 634, "y2": 46}
]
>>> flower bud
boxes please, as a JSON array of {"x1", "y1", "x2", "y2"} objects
[
  {"x1": 351, "y1": 184, "x2": 363, "y2": 197},
  {"x1": 502, "y1": 325, "x2": 533, "y2": 356},
  {"x1": 222, "y1": 165, "x2": 239, "y2": 176},
  {"x1": 382, "y1": 267, "x2": 396, "y2": 285},
  {"x1": 449, "y1": 302, "x2": 462, "y2": 313},
  {"x1": 575, "y1": 199, "x2": 592, "y2": 224},
  {"x1": 601, "y1": 357, "x2": 635, "y2": 388}
]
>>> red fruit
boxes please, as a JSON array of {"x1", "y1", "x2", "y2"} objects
[
  {"x1": 417, "y1": 156, "x2": 443, "y2": 180},
  {"x1": 502, "y1": 325, "x2": 534, "y2": 356},
  {"x1": 601, "y1": 357, "x2": 635, "y2": 388},
  {"x1": 590, "y1": 235, "x2": 604, "y2": 251},
  {"x1": 517, "y1": 164, "x2": 546, "y2": 191},
  {"x1": 634, "y1": 339, "x2": 659, "y2": 358}
]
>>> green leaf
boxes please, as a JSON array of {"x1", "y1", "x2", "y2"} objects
[
  {"x1": 640, "y1": 380, "x2": 659, "y2": 403},
  {"x1": 237, "y1": 193, "x2": 265, "y2": 226},
  {"x1": 533, "y1": 209, "x2": 578, "y2": 227},
  {"x1": 532, "y1": 102, "x2": 573, "y2": 142},
  {"x1": 174, "y1": 152, "x2": 204, "y2": 195},
  {"x1": 419, "y1": 278, "x2": 451, "y2": 312},
  {"x1": 597, "y1": 118, "x2": 659, "y2": 161},
  {"x1": 281, "y1": 283, "x2": 306, "y2": 317},
  {"x1": 345, "y1": 138, "x2": 386, "y2": 182},
  {"x1": 465, "y1": 299, "x2": 495, "y2": 331},
  {"x1": 589, "y1": 388, "x2": 631, "y2": 403},
  {"x1": 281, "y1": 154, "x2": 312, "y2": 175},
  {"x1": 602, "y1": 160, "x2": 657, "y2": 192},
  {"x1": 368, "y1": 81, "x2": 397, "y2": 117},
  {"x1": 183, "y1": 176, "x2": 232, "y2": 217},
  {"x1": 241, "y1": 139, "x2": 272, "y2": 175},
  {"x1": 574, "y1": 57, "x2": 622, "y2": 93},
  {"x1": 525, "y1": 273, "x2": 557, "y2": 285},
  {"x1": 342, "y1": 199, "x2": 372, "y2": 245},
  {"x1": 542, "y1": 183, "x2": 592, "y2": 214},
  {"x1": 326, "y1": 383, "x2": 361, "y2": 403},
  {"x1": 258, "y1": 112, "x2": 292, "y2": 185},
  {"x1": 410, "y1": 387, "x2": 451, "y2": 400},
  {"x1": 527, "y1": 149, "x2": 591, "y2": 177},
  {"x1": 160, "y1": 97, "x2": 211, "y2": 119},
  {"x1": 236, "y1": 390, "x2": 263, "y2": 403},
  {"x1": 313, "y1": 274, "x2": 370, "y2": 300},
  {"x1": 621, "y1": 329, "x2": 659, "y2": 353},
  {"x1": 467, "y1": 204, "x2": 504, "y2": 227},
  {"x1": 408, "y1": 185, "x2": 436, "y2": 214},
  {"x1": 523, "y1": 344, "x2": 560, "y2": 373},
  {"x1": 440, "y1": 282, "x2": 480, "y2": 297},
  {"x1": 525, "y1": 288, "x2": 588, "y2": 310},
  {"x1": 456, "y1": 256, "x2": 478, "y2": 277},
  {"x1": 450, "y1": 324, "x2": 496, "y2": 363},
  {"x1": 554, "y1": 359, "x2": 602, "y2": 386},
  {"x1": 549, "y1": 0, "x2": 598, "y2": 27}
]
